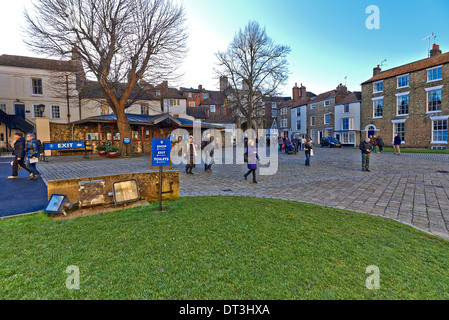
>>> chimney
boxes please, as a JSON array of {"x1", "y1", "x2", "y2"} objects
[
  {"x1": 430, "y1": 43, "x2": 442, "y2": 57},
  {"x1": 299, "y1": 83, "x2": 307, "y2": 99},
  {"x1": 373, "y1": 65, "x2": 381, "y2": 76},
  {"x1": 220, "y1": 76, "x2": 228, "y2": 92},
  {"x1": 292, "y1": 83, "x2": 300, "y2": 101},
  {"x1": 336, "y1": 83, "x2": 348, "y2": 97},
  {"x1": 198, "y1": 85, "x2": 203, "y2": 91}
]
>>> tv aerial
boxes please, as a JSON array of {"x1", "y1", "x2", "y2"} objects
[{"x1": 422, "y1": 33, "x2": 437, "y2": 57}]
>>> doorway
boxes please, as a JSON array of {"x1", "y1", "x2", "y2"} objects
[{"x1": 14, "y1": 104, "x2": 25, "y2": 119}]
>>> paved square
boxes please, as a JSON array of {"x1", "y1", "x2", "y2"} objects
[{"x1": 37, "y1": 148, "x2": 449, "y2": 239}]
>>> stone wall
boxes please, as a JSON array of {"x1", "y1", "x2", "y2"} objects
[{"x1": 47, "y1": 170, "x2": 180, "y2": 205}]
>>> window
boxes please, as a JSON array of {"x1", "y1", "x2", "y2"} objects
[
  {"x1": 373, "y1": 81, "x2": 383, "y2": 93},
  {"x1": 272, "y1": 102, "x2": 277, "y2": 108},
  {"x1": 373, "y1": 99, "x2": 383, "y2": 118},
  {"x1": 188, "y1": 93, "x2": 192, "y2": 98},
  {"x1": 394, "y1": 122, "x2": 405, "y2": 142},
  {"x1": 310, "y1": 116, "x2": 316, "y2": 126},
  {"x1": 203, "y1": 94, "x2": 208, "y2": 99},
  {"x1": 51, "y1": 105, "x2": 60, "y2": 119},
  {"x1": 296, "y1": 108, "x2": 301, "y2": 117},
  {"x1": 433, "y1": 120, "x2": 448, "y2": 143},
  {"x1": 33, "y1": 105, "x2": 44, "y2": 118},
  {"x1": 272, "y1": 110, "x2": 277, "y2": 118},
  {"x1": 155, "y1": 90, "x2": 161, "y2": 97},
  {"x1": 397, "y1": 95, "x2": 409, "y2": 115},
  {"x1": 31, "y1": 78, "x2": 43, "y2": 95},
  {"x1": 310, "y1": 104, "x2": 315, "y2": 110},
  {"x1": 344, "y1": 105, "x2": 350, "y2": 113},
  {"x1": 100, "y1": 102, "x2": 110, "y2": 115},
  {"x1": 0, "y1": 133, "x2": 4, "y2": 141},
  {"x1": 141, "y1": 103, "x2": 149, "y2": 115},
  {"x1": 341, "y1": 132, "x2": 355, "y2": 144},
  {"x1": 311, "y1": 130, "x2": 315, "y2": 140},
  {"x1": 189, "y1": 101, "x2": 196, "y2": 107},
  {"x1": 324, "y1": 113, "x2": 330, "y2": 125},
  {"x1": 397, "y1": 75, "x2": 409, "y2": 88},
  {"x1": 282, "y1": 119, "x2": 288, "y2": 128},
  {"x1": 428, "y1": 89, "x2": 442, "y2": 112},
  {"x1": 296, "y1": 121, "x2": 301, "y2": 131},
  {"x1": 324, "y1": 100, "x2": 330, "y2": 107},
  {"x1": 428, "y1": 67, "x2": 442, "y2": 82},
  {"x1": 342, "y1": 118, "x2": 353, "y2": 131},
  {"x1": 0, "y1": 104, "x2": 6, "y2": 113},
  {"x1": 210, "y1": 105, "x2": 216, "y2": 113}
]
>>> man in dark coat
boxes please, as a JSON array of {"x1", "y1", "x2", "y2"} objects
[
  {"x1": 8, "y1": 132, "x2": 32, "y2": 179},
  {"x1": 360, "y1": 137, "x2": 373, "y2": 172}
]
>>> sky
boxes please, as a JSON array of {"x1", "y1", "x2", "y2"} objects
[{"x1": 1, "y1": 0, "x2": 449, "y2": 97}]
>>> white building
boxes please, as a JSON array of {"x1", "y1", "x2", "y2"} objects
[
  {"x1": 333, "y1": 92, "x2": 362, "y2": 147},
  {"x1": 291, "y1": 103, "x2": 308, "y2": 139}
]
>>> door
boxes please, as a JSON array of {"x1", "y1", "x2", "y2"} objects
[
  {"x1": 318, "y1": 131, "x2": 323, "y2": 143},
  {"x1": 14, "y1": 104, "x2": 25, "y2": 119}
]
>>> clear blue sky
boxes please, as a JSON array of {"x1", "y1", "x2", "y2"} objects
[{"x1": 2, "y1": 0, "x2": 449, "y2": 96}]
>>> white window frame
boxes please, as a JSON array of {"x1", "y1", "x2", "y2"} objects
[
  {"x1": 33, "y1": 104, "x2": 44, "y2": 118},
  {"x1": 397, "y1": 74, "x2": 410, "y2": 89},
  {"x1": 372, "y1": 96, "x2": 384, "y2": 119},
  {"x1": 341, "y1": 118, "x2": 353, "y2": 131},
  {"x1": 430, "y1": 115, "x2": 449, "y2": 144},
  {"x1": 50, "y1": 105, "x2": 61, "y2": 119},
  {"x1": 392, "y1": 120, "x2": 406, "y2": 143},
  {"x1": 210, "y1": 105, "x2": 216, "y2": 113},
  {"x1": 0, "y1": 103, "x2": 7, "y2": 113},
  {"x1": 427, "y1": 65, "x2": 443, "y2": 83},
  {"x1": 296, "y1": 108, "x2": 301, "y2": 117},
  {"x1": 310, "y1": 116, "x2": 316, "y2": 126},
  {"x1": 296, "y1": 120, "x2": 301, "y2": 131},
  {"x1": 426, "y1": 85, "x2": 443, "y2": 114},
  {"x1": 396, "y1": 92, "x2": 410, "y2": 116},
  {"x1": 310, "y1": 104, "x2": 315, "y2": 110},
  {"x1": 344, "y1": 105, "x2": 350, "y2": 113},
  {"x1": 324, "y1": 113, "x2": 331, "y2": 125},
  {"x1": 31, "y1": 78, "x2": 43, "y2": 96},
  {"x1": 324, "y1": 100, "x2": 330, "y2": 107},
  {"x1": 373, "y1": 81, "x2": 383, "y2": 93}
]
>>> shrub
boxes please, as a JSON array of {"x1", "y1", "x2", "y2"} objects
[
  {"x1": 96, "y1": 145, "x2": 107, "y2": 151},
  {"x1": 106, "y1": 145, "x2": 119, "y2": 153}
]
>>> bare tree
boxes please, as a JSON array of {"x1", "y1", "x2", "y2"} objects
[
  {"x1": 215, "y1": 21, "x2": 290, "y2": 131},
  {"x1": 24, "y1": 0, "x2": 187, "y2": 155}
]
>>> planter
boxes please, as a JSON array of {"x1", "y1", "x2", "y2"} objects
[
  {"x1": 98, "y1": 151, "x2": 108, "y2": 157},
  {"x1": 108, "y1": 152, "x2": 119, "y2": 158}
]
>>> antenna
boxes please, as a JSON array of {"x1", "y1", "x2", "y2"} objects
[
  {"x1": 422, "y1": 33, "x2": 435, "y2": 57},
  {"x1": 344, "y1": 76, "x2": 347, "y2": 86},
  {"x1": 380, "y1": 59, "x2": 387, "y2": 68}
]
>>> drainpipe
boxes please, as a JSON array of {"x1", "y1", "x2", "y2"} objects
[{"x1": 72, "y1": 124, "x2": 75, "y2": 141}]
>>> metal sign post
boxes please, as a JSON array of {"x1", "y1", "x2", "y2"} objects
[{"x1": 151, "y1": 139, "x2": 172, "y2": 212}]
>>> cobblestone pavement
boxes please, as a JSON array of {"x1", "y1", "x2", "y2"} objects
[{"x1": 37, "y1": 148, "x2": 449, "y2": 239}]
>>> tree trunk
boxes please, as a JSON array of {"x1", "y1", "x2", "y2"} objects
[{"x1": 116, "y1": 111, "x2": 132, "y2": 156}]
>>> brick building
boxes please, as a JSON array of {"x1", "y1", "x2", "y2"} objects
[
  {"x1": 361, "y1": 43, "x2": 449, "y2": 149},
  {"x1": 307, "y1": 84, "x2": 351, "y2": 144}
]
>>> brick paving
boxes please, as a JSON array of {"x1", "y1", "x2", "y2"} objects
[{"x1": 37, "y1": 148, "x2": 449, "y2": 239}]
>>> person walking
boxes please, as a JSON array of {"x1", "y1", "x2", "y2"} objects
[
  {"x1": 8, "y1": 132, "x2": 32, "y2": 179},
  {"x1": 284, "y1": 137, "x2": 291, "y2": 154},
  {"x1": 24, "y1": 133, "x2": 41, "y2": 180},
  {"x1": 360, "y1": 137, "x2": 372, "y2": 172},
  {"x1": 394, "y1": 134, "x2": 402, "y2": 155},
  {"x1": 304, "y1": 139, "x2": 313, "y2": 167},
  {"x1": 372, "y1": 135, "x2": 378, "y2": 153},
  {"x1": 201, "y1": 133, "x2": 214, "y2": 173},
  {"x1": 279, "y1": 137, "x2": 284, "y2": 152},
  {"x1": 244, "y1": 140, "x2": 259, "y2": 184},
  {"x1": 292, "y1": 136, "x2": 299, "y2": 153},
  {"x1": 184, "y1": 136, "x2": 197, "y2": 174},
  {"x1": 377, "y1": 135, "x2": 384, "y2": 153}
]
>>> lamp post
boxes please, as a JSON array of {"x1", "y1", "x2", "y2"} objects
[{"x1": 37, "y1": 104, "x2": 45, "y2": 117}]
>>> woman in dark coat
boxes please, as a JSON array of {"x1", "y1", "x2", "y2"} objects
[
  {"x1": 184, "y1": 136, "x2": 197, "y2": 174},
  {"x1": 376, "y1": 135, "x2": 384, "y2": 153},
  {"x1": 8, "y1": 132, "x2": 32, "y2": 179},
  {"x1": 304, "y1": 140, "x2": 313, "y2": 167},
  {"x1": 244, "y1": 140, "x2": 259, "y2": 183}
]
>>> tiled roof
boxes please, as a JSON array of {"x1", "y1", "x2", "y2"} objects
[
  {"x1": 337, "y1": 92, "x2": 361, "y2": 105},
  {"x1": 79, "y1": 81, "x2": 159, "y2": 101},
  {"x1": 0, "y1": 54, "x2": 76, "y2": 72},
  {"x1": 309, "y1": 90, "x2": 336, "y2": 103},
  {"x1": 72, "y1": 113, "x2": 181, "y2": 126},
  {"x1": 362, "y1": 51, "x2": 449, "y2": 85}
]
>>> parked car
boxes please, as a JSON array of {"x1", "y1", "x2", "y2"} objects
[{"x1": 320, "y1": 137, "x2": 342, "y2": 148}]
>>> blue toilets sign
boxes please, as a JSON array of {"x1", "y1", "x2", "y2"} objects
[
  {"x1": 44, "y1": 142, "x2": 85, "y2": 150},
  {"x1": 152, "y1": 139, "x2": 171, "y2": 167}
]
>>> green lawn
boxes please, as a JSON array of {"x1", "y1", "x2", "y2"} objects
[
  {"x1": 346, "y1": 147, "x2": 448, "y2": 154},
  {"x1": 1, "y1": 197, "x2": 449, "y2": 300}
]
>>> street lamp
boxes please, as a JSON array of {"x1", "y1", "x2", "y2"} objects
[{"x1": 37, "y1": 104, "x2": 45, "y2": 116}]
